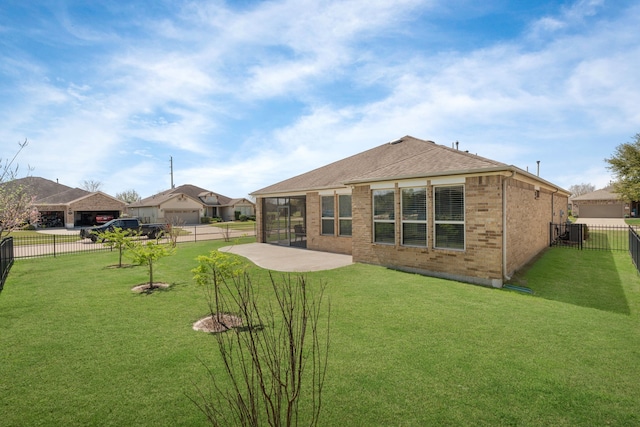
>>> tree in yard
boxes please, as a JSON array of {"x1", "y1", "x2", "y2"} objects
[
  {"x1": 568, "y1": 183, "x2": 596, "y2": 197},
  {"x1": 100, "y1": 227, "x2": 137, "y2": 268},
  {"x1": 0, "y1": 139, "x2": 39, "y2": 239},
  {"x1": 605, "y1": 133, "x2": 640, "y2": 201},
  {"x1": 116, "y1": 189, "x2": 142, "y2": 204},
  {"x1": 127, "y1": 240, "x2": 175, "y2": 290},
  {"x1": 190, "y1": 251, "x2": 330, "y2": 427},
  {"x1": 81, "y1": 179, "x2": 103, "y2": 192}
]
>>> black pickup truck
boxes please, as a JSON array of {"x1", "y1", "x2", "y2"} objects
[{"x1": 80, "y1": 218, "x2": 168, "y2": 242}]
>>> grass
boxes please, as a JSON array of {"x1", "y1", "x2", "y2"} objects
[
  {"x1": 5, "y1": 229, "x2": 82, "y2": 245},
  {"x1": 209, "y1": 220, "x2": 256, "y2": 231},
  {"x1": 1, "y1": 241, "x2": 640, "y2": 426}
]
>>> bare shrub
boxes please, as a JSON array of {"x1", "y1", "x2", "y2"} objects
[{"x1": 190, "y1": 252, "x2": 330, "y2": 426}]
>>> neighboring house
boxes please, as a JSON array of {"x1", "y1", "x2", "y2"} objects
[
  {"x1": 128, "y1": 184, "x2": 255, "y2": 224},
  {"x1": 4, "y1": 177, "x2": 127, "y2": 228},
  {"x1": 571, "y1": 187, "x2": 629, "y2": 218},
  {"x1": 251, "y1": 136, "x2": 570, "y2": 287}
]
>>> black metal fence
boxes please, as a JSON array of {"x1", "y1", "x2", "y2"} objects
[
  {"x1": 10, "y1": 224, "x2": 256, "y2": 260},
  {"x1": 1, "y1": 237, "x2": 14, "y2": 292},
  {"x1": 629, "y1": 227, "x2": 640, "y2": 273},
  {"x1": 550, "y1": 222, "x2": 632, "y2": 251}
]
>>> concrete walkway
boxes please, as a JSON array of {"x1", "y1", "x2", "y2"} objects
[{"x1": 219, "y1": 243, "x2": 353, "y2": 272}]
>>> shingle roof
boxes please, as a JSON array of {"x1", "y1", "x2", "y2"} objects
[
  {"x1": 1, "y1": 177, "x2": 84, "y2": 202},
  {"x1": 572, "y1": 187, "x2": 620, "y2": 201},
  {"x1": 252, "y1": 136, "x2": 508, "y2": 195},
  {"x1": 130, "y1": 184, "x2": 232, "y2": 207},
  {"x1": 37, "y1": 187, "x2": 92, "y2": 204}
]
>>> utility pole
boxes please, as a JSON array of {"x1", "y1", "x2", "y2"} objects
[{"x1": 170, "y1": 156, "x2": 175, "y2": 189}]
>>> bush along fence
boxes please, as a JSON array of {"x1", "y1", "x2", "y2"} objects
[
  {"x1": 10, "y1": 224, "x2": 257, "y2": 260},
  {"x1": 1, "y1": 237, "x2": 14, "y2": 292},
  {"x1": 549, "y1": 222, "x2": 634, "y2": 251}
]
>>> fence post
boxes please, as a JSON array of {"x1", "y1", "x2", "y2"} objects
[{"x1": 53, "y1": 234, "x2": 57, "y2": 258}]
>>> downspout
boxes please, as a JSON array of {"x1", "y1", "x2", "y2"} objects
[
  {"x1": 503, "y1": 170, "x2": 516, "y2": 283},
  {"x1": 551, "y1": 187, "x2": 559, "y2": 223}
]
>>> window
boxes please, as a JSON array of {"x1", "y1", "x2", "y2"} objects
[
  {"x1": 434, "y1": 185, "x2": 465, "y2": 250},
  {"x1": 373, "y1": 189, "x2": 395, "y2": 244},
  {"x1": 338, "y1": 194, "x2": 352, "y2": 236},
  {"x1": 321, "y1": 196, "x2": 334, "y2": 235},
  {"x1": 401, "y1": 188, "x2": 427, "y2": 246}
]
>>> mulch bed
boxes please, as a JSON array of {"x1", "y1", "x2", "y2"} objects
[{"x1": 193, "y1": 313, "x2": 243, "y2": 333}]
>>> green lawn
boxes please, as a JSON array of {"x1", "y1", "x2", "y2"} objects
[{"x1": 1, "y1": 241, "x2": 639, "y2": 426}]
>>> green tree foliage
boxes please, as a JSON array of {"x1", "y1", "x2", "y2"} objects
[
  {"x1": 128, "y1": 240, "x2": 175, "y2": 289},
  {"x1": 100, "y1": 227, "x2": 136, "y2": 268},
  {"x1": 606, "y1": 133, "x2": 640, "y2": 201}
]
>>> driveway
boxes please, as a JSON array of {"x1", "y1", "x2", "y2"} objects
[
  {"x1": 219, "y1": 243, "x2": 353, "y2": 272},
  {"x1": 574, "y1": 218, "x2": 628, "y2": 226}
]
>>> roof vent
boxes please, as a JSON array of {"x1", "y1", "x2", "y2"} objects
[{"x1": 389, "y1": 138, "x2": 403, "y2": 145}]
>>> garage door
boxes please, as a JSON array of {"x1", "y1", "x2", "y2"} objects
[
  {"x1": 579, "y1": 204, "x2": 623, "y2": 218},
  {"x1": 164, "y1": 209, "x2": 200, "y2": 224}
]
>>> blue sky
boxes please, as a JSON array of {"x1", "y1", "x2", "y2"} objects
[{"x1": 1, "y1": 0, "x2": 638, "y2": 199}]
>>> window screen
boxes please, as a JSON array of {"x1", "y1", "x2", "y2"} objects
[
  {"x1": 373, "y1": 189, "x2": 395, "y2": 244},
  {"x1": 401, "y1": 188, "x2": 427, "y2": 246},
  {"x1": 321, "y1": 196, "x2": 334, "y2": 235},
  {"x1": 338, "y1": 194, "x2": 352, "y2": 236},
  {"x1": 434, "y1": 185, "x2": 464, "y2": 250}
]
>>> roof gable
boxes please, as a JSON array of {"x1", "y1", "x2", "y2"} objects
[{"x1": 131, "y1": 184, "x2": 233, "y2": 208}]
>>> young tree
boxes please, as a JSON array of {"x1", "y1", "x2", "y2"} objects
[
  {"x1": 127, "y1": 240, "x2": 175, "y2": 290},
  {"x1": 0, "y1": 139, "x2": 39, "y2": 239},
  {"x1": 606, "y1": 133, "x2": 640, "y2": 201},
  {"x1": 568, "y1": 183, "x2": 596, "y2": 197},
  {"x1": 191, "y1": 251, "x2": 330, "y2": 427},
  {"x1": 100, "y1": 227, "x2": 136, "y2": 268},
  {"x1": 116, "y1": 189, "x2": 142, "y2": 204},
  {"x1": 81, "y1": 179, "x2": 103, "y2": 192}
]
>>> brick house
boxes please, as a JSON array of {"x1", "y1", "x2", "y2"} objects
[
  {"x1": 6, "y1": 177, "x2": 127, "y2": 228},
  {"x1": 128, "y1": 184, "x2": 255, "y2": 224},
  {"x1": 570, "y1": 187, "x2": 629, "y2": 218},
  {"x1": 251, "y1": 136, "x2": 570, "y2": 287}
]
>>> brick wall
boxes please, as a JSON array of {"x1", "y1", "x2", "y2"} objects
[
  {"x1": 255, "y1": 197, "x2": 264, "y2": 242},
  {"x1": 69, "y1": 193, "x2": 126, "y2": 212},
  {"x1": 352, "y1": 177, "x2": 504, "y2": 287},
  {"x1": 306, "y1": 192, "x2": 352, "y2": 255},
  {"x1": 504, "y1": 178, "x2": 568, "y2": 277}
]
